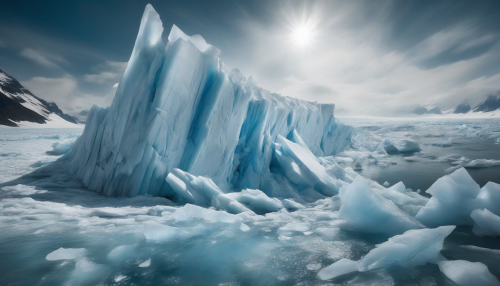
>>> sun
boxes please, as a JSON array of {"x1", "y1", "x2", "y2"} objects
[{"x1": 291, "y1": 24, "x2": 314, "y2": 48}]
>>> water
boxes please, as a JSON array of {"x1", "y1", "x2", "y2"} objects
[
  {"x1": 339, "y1": 117, "x2": 500, "y2": 192},
  {"x1": 1, "y1": 119, "x2": 500, "y2": 286}
]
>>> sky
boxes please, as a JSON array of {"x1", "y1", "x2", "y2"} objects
[{"x1": 1, "y1": 0, "x2": 500, "y2": 117}]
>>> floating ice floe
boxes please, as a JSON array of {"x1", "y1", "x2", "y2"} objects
[
  {"x1": 416, "y1": 168, "x2": 480, "y2": 227},
  {"x1": 46, "y1": 248, "x2": 87, "y2": 261},
  {"x1": 417, "y1": 169, "x2": 500, "y2": 230},
  {"x1": 383, "y1": 138, "x2": 421, "y2": 154},
  {"x1": 46, "y1": 139, "x2": 75, "y2": 155},
  {"x1": 338, "y1": 176, "x2": 423, "y2": 235},
  {"x1": 438, "y1": 260, "x2": 500, "y2": 286},
  {"x1": 318, "y1": 226, "x2": 455, "y2": 280},
  {"x1": 471, "y1": 209, "x2": 500, "y2": 237}
]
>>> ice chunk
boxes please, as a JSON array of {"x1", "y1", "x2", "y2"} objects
[
  {"x1": 416, "y1": 168, "x2": 480, "y2": 227},
  {"x1": 46, "y1": 247, "x2": 87, "y2": 261},
  {"x1": 139, "y1": 258, "x2": 151, "y2": 267},
  {"x1": 471, "y1": 209, "x2": 500, "y2": 237},
  {"x1": 46, "y1": 139, "x2": 75, "y2": 155},
  {"x1": 172, "y1": 204, "x2": 241, "y2": 223},
  {"x1": 142, "y1": 221, "x2": 192, "y2": 241},
  {"x1": 314, "y1": 227, "x2": 340, "y2": 241},
  {"x1": 226, "y1": 189, "x2": 283, "y2": 214},
  {"x1": 306, "y1": 263, "x2": 323, "y2": 271},
  {"x1": 318, "y1": 226, "x2": 455, "y2": 280},
  {"x1": 281, "y1": 199, "x2": 305, "y2": 210},
  {"x1": 114, "y1": 275, "x2": 128, "y2": 282},
  {"x1": 210, "y1": 193, "x2": 255, "y2": 215},
  {"x1": 277, "y1": 222, "x2": 311, "y2": 236},
  {"x1": 274, "y1": 133, "x2": 346, "y2": 196},
  {"x1": 438, "y1": 260, "x2": 500, "y2": 286},
  {"x1": 374, "y1": 182, "x2": 428, "y2": 216},
  {"x1": 318, "y1": 258, "x2": 359, "y2": 280},
  {"x1": 339, "y1": 176, "x2": 422, "y2": 235},
  {"x1": 107, "y1": 245, "x2": 136, "y2": 261},
  {"x1": 476, "y1": 182, "x2": 500, "y2": 216},
  {"x1": 383, "y1": 138, "x2": 421, "y2": 154},
  {"x1": 71, "y1": 258, "x2": 106, "y2": 281},
  {"x1": 383, "y1": 181, "x2": 390, "y2": 187},
  {"x1": 163, "y1": 169, "x2": 253, "y2": 214}
]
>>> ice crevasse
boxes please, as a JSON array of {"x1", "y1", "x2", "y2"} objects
[{"x1": 64, "y1": 4, "x2": 355, "y2": 198}]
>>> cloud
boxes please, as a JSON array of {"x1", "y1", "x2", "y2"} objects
[
  {"x1": 84, "y1": 71, "x2": 120, "y2": 83},
  {"x1": 84, "y1": 61, "x2": 127, "y2": 84},
  {"x1": 230, "y1": 1, "x2": 500, "y2": 116},
  {"x1": 21, "y1": 75, "x2": 116, "y2": 114},
  {"x1": 19, "y1": 48, "x2": 69, "y2": 69},
  {"x1": 21, "y1": 76, "x2": 77, "y2": 102},
  {"x1": 0, "y1": 39, "x2": 6, "y2": 48}
]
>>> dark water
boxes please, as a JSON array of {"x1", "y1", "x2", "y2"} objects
[{"x1": 359, "y1": 137, "x2": 500, "y2": 192}]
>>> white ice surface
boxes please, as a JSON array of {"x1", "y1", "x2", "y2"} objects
[
  {"x1": 471, "y1": 209, "x2": 500, "y2": 237},
  {"x1": 318, "y1": 226, "x2": 455, "y2": 280},
  {"x1": 46, "y1": 248, "x2": 87, "y2": 261},
  {"x1": 416, "y1": 168, "x2": 480, "y2": 227},
  {"x1": 339, "y1": 176, "x2": 422, "y2": 235},
  {"x1": 438, "y1": 260, "x2": 500, "y2": 286}
]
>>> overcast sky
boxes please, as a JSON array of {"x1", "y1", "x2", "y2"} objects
[{"x1": 1, "y1": 0, "x2": 500, "y2": 116}]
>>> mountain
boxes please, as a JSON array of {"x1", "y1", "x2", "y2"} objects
[
  {"x1": 454, "y1": 102, "x2": 472, "y2": 114},
  {"x1": 473, "y1": 93, "x2": 500, "y2": 113},
  {"x1": 412, "y1": 106, "x2": 442, "y2": 115},
  {"x1": 0, "y1": 68, "x2": 79, "y2": 127}
]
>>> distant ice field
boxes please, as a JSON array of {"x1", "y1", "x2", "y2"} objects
[
  {"x1": 338, "y1": 117, "x2": 500, "y2": 191},
  {"x1": 1, "y1": 118, "x2": 500, "y2": 286}
]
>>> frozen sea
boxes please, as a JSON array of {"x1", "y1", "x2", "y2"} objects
[{"x1": 1, "y1": 118, "x2": 500, "y2": 286}]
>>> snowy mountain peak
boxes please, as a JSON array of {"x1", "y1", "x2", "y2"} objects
[{"x1": 0, "y1": 68, "x2": 79, "y2": 127}]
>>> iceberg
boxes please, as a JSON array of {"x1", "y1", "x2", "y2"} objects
[
  {"x1": 338, "y1": 176, "x2": 423, "y2": 235},
  {"x1": 471, "y1": 209, "x2": 500, "y2": 237},
  {"x1": 61, "y1": 4, "x2": 354, "y2": 199},
  {"x1": 475, "y1": 182, "x2": 500, "y2": 216},
  {"x1": 415, "y1": 168, "x2": 479, "y2": 227},
  {"x1": 438, "y1": 260, "x2": 500, "y2": 286},
  {"x1": 318, "y1": 226, "x2": 455, "y2": 280},
  {"x1": 383, "y1": 138, "x2": 421, "y2": 154},
  {"x1": 416, "y1": 169, "x2": 500, "y2": 230}
]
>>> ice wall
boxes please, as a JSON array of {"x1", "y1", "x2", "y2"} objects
[{"x1": 66, "y1": 5, "x2": 354, "y2": 197}]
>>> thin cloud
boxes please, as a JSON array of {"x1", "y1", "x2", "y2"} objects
[{"x1": 19, "y1": 48, "x2": 69, "y2": 69}]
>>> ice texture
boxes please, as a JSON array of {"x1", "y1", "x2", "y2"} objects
[
  {"x1": 318, "y1": 226, "x2": 455, "y2": 280},
  {"x1": 416, "y1": 169, "x2": 500, "y2": 230},
  {"x1": 338, "y1": 176, "x2": 422, "y2": 235},
  {"x1": 415, "y1": 168, "x2": 480, "y2": 227},
  {"x1": 476, "y1": 182, "x2": 500, "y2": 216},
  {"x1": 471, "y1": 209, "x2": 500, "y2": 237},
  {"x1": 46, "y1": 248, "x2": 87, "y2": 261},
  {"x1": 62, "y1": 4, "x2": 354, "y2": 198},
  {"x1": 383, "y1": 138, "x2": 421, "y2": 154},
  {"x1": 438, "y1": 260, "x2": 500, "y2": 286}
]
